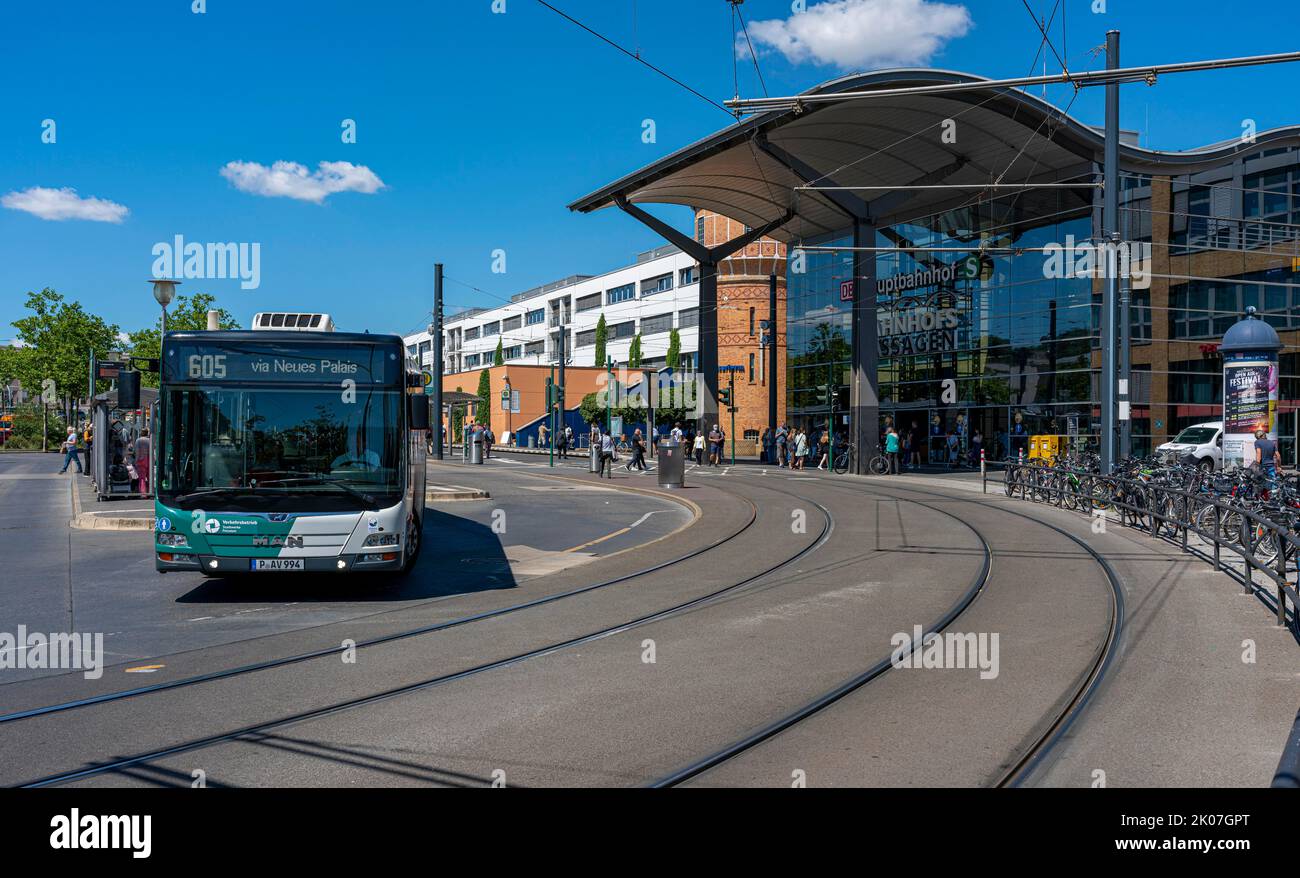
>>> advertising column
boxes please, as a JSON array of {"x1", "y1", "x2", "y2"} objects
[{"x1": 1219, "y1": 307, "x2": 1282, "y2": 469}]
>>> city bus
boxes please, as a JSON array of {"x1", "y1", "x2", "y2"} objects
[{"x1": 153, "y1": 313, "x2": 429, "y2": 576}]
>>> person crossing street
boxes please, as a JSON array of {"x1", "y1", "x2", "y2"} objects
[{"x1": 58, "y1": 427, "x2": 83, "y2": 474}]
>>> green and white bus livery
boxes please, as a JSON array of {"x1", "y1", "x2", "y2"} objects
[{"x1": 153, "y1": 313, "x2": 429, "y2": 576}]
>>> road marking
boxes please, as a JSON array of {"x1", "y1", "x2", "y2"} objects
[
  {"x1": 629, "y1": 510, "x2": 669, "y2": 528},
  {"x1": 563, "y1": 527, "x2": 631, "y2": 553},
  {"x1": 124, "y1": 664, "x2": 165, "y2": 674}
]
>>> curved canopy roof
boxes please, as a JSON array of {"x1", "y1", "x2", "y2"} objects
[{"x1": 569, "y1": 69, "x2": 1300, "y2": 243}]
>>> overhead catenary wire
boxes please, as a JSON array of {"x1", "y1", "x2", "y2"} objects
[
  {"x1": 534, "y1": 0, "x2": 735, "y2": 118},
  {"x1": 727, "y1": 49, "x2": 1300, "y2": 113}
]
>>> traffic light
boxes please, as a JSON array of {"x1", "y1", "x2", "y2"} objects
[{"x1": 718, "y1": 386, "x2": 732, "y2": 407}]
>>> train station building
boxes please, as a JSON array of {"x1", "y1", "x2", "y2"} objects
[{"x1": 569, "y1": 69, "x2": 1300, "y2": 468}]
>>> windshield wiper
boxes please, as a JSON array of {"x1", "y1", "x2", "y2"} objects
[
  {"x1": 259, "y1": 477, "x2": 378, "y2": 507},
  {"x1": 173, "y1": 486, "x2": 259, "y2": 500}
]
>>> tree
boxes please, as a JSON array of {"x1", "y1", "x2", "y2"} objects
[
  {"x1": 493, "y1": 338, "x2": 504, "y2": 366},
  {"x1": 11, "y1": 288, "x2": 120, "y2": 404},
  {"x1": 451, "y1": 385, "x2": 465, "y2": 436},
  {"x1": 579, "y1": 391, "x2": 603, "y2": 427},
  {"x1": 627, "y1": 333, "x2": 642, "y2": 369},
  {"x1": 128, "y1": 292, "x2": 241, "y2": 388},
  {"x1": 0, "y1": 345, "x2": 40, "y2": 402},
  {"x1": 475, "y1": 368, "x2": 492, "y2": 425},
  {"x1": 594, "y1": 314, "x2": 608, "y2": 367},
  {"x1": 5, "y1": 403, "x2": 65, "y2": 450},
  {"x1": 664, "y1": 329, "x2": 682, "y2": 408}
]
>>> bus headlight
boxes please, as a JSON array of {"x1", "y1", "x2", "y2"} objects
[
  {"x1": 158, "y1": 533, "x2": 189, "y2": 547},
  {"x1": 363, "y1": 533, "x2": 400, "y2": 547}
]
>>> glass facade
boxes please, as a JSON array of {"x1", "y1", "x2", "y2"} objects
[
  {"x1": 788, "y1": 192, "x2": 1096, "y2": 463},
  {"x1": 786, "y1": 150, "x2": 1300, "y2": 465}
]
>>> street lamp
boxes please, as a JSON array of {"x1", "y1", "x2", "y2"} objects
[{"x1": 150, "y1": 278, "x2": 180, "y2": 337}]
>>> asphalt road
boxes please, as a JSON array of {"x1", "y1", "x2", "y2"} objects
[
  {"x1": 1, "y1": 454, "x2": 1295, "y2": 788},
  {"x1": 0, "y1": 452, "x2": 690, "y2": 683}
]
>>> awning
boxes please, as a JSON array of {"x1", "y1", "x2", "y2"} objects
[{"x1": 569, "y1": 68, "x2": 1300, "y2": 241}]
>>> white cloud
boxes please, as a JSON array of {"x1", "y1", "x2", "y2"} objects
[
  {"x1": 745, "y1": 0, "x2": 972, "y2": 70},
  {"x1": 1, "y1": 187, "x2": 129, "y2": 223},
  {"x1": 219, "y1": 160, "x2": 386, "y2": 204}
]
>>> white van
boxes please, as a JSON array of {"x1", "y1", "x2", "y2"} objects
[{"x1": 1155, "y1": 421, "x2": 1222, "y2": 470}]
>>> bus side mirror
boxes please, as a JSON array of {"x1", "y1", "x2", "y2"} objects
[
  {"x1": 408, "y1": 394, "x2": 430, "y2": 431},
  {"x1": 118, "y1": 370, "x2": 141, "y2": 410}
]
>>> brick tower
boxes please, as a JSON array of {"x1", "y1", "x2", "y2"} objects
[{"x1": 695, "y1": 209, "x2": 786, "y2": 453}]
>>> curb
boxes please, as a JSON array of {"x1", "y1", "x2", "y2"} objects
[
  {"x1": 72, "y1": 514, "x2": 153, "y2": 531},
  {"x1": 427, "y1": 485, "x2": 490, "y2": 501}
]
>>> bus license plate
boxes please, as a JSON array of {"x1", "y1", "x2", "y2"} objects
[{"x1": 250, "y1": 558, "x2": 305, "y2": 571}]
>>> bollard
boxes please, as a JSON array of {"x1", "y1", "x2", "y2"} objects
[
  {"x1": 590, "y1": 444, "x2": 599, "y2": 474},
  {"x1": 980, "y1": 449, "x2": 987, "y2": 494}
]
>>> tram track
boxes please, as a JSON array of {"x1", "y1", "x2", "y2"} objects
[
  {"x1": 654, "y1": 473, "x2": 1125, "y2": 789},
  {"x1": 11, "y1": 471, "x2": 1122, "y2": 788},
  {"x1": 13, "y1": 477, "x2": 838, "y2": 787},
  {"x1": 0, "y1": 473, "x2": 752, "y2": 726},
  {"x1": 27, "y1": 475, "x2": 995, "y2": 788}
]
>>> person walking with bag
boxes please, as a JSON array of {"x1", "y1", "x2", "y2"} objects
[
  {"x1": 58, "y1": 427, "x2": 83, "y2": 474},
  {"x1": 598, "y1": 428, "x2": 615, "y2": 478},
  {"x1": 627, "y1": 429, "x2": 647, "y2": 472}
]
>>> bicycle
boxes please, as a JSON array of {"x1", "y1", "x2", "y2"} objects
[
  {"x1": 833, "y1": 442, "x2": 870, "y2": 475},
  {"x1": 863, "y1": 444, "x2": 891, "y2": 475}
]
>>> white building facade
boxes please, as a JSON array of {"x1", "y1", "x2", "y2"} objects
[{"x1": 404, "y1": 245, "x2": 700, "y2": 376}]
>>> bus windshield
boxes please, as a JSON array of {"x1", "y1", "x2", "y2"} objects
[{"x1": 159, "y1": 386, "x2": 402, "y2": 512}]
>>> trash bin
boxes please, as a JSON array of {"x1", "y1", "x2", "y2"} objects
[
  {"x1": 589, "y1": 444, "x2": 600, "y2": 474},
  {"x1": 528, "y1": 435, "x2": 536, "y2": 448},
  {"x1": 657, "y1": 442, "x2": 685, "y2": 489},
  {"x1": 469, "y1": 433, "x2": 484, "y2": 465}
]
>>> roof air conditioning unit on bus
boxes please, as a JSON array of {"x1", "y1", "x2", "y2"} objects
[{"x1": 251, "y1": 312, "x2": 335, "y2": 332}]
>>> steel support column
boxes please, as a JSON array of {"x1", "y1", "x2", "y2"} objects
[
  {"x1": 851, "y1": 217, "x2": 879, "y2": 474},
  {"x1": 1100, "y1": 29, "x2": 1121, "y2": 472}
]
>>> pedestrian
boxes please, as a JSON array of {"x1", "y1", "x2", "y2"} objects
[
  {"x1": 776, "y1": 425, "x2": 788, "y2": 468},
  {"x1": 946, "y1": 430, "x2": 959, "y2": 468},
  {"x1": 970, "y1": 430, "x2": 984, "y2": 467},
  {"x1": 794, "y1": 428, "x2": 808, "y2": 470},
  {"x1": 1255, "y1": 427, "x2": 1281, "y2": 486},
  {"x1": 560, "y1": 424, "x2": 572, "y2": 459},
  {"x1": 134, "y1": 427, "x2": 151, "y2": 495},
  {"x1": 627, "y1": 428, "x2": 647, "y2": 471},
  {"x1": 598, "y1": 428, "x2": 615, "y2": 478},
  {"x1": 482, "y1": 424, "x2": 494, "y2": 459},
  {"x1": 817, "y1": 428, "x2": 830, "y2": 470},
  {"x1": 58, "y1": 426, "x2": 83, "y2": 474},
  {"x1": 707, "y1": 424, "x2": 721, "y2": 465},
  {"x1": 885, "y1": 424, "x2": 901, "y2": 474},
  {"x1": 909, "y1": 421, "x2": 922, "y2": 470},
  {"x1": 538, "y1": 422, "x2": 549, "y2": 449},
  {"x1": 693, "y1": 430, "x2": 705, "y2": 465}
]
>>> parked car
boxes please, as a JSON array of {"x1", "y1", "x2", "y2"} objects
[{"x1": 1155, "y1": 421, "x2": 1222, "y2": 470}]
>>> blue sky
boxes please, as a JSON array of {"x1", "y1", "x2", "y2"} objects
[{"x1": 4, "y1": 0, "x2": 1299, "y2": 342}]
